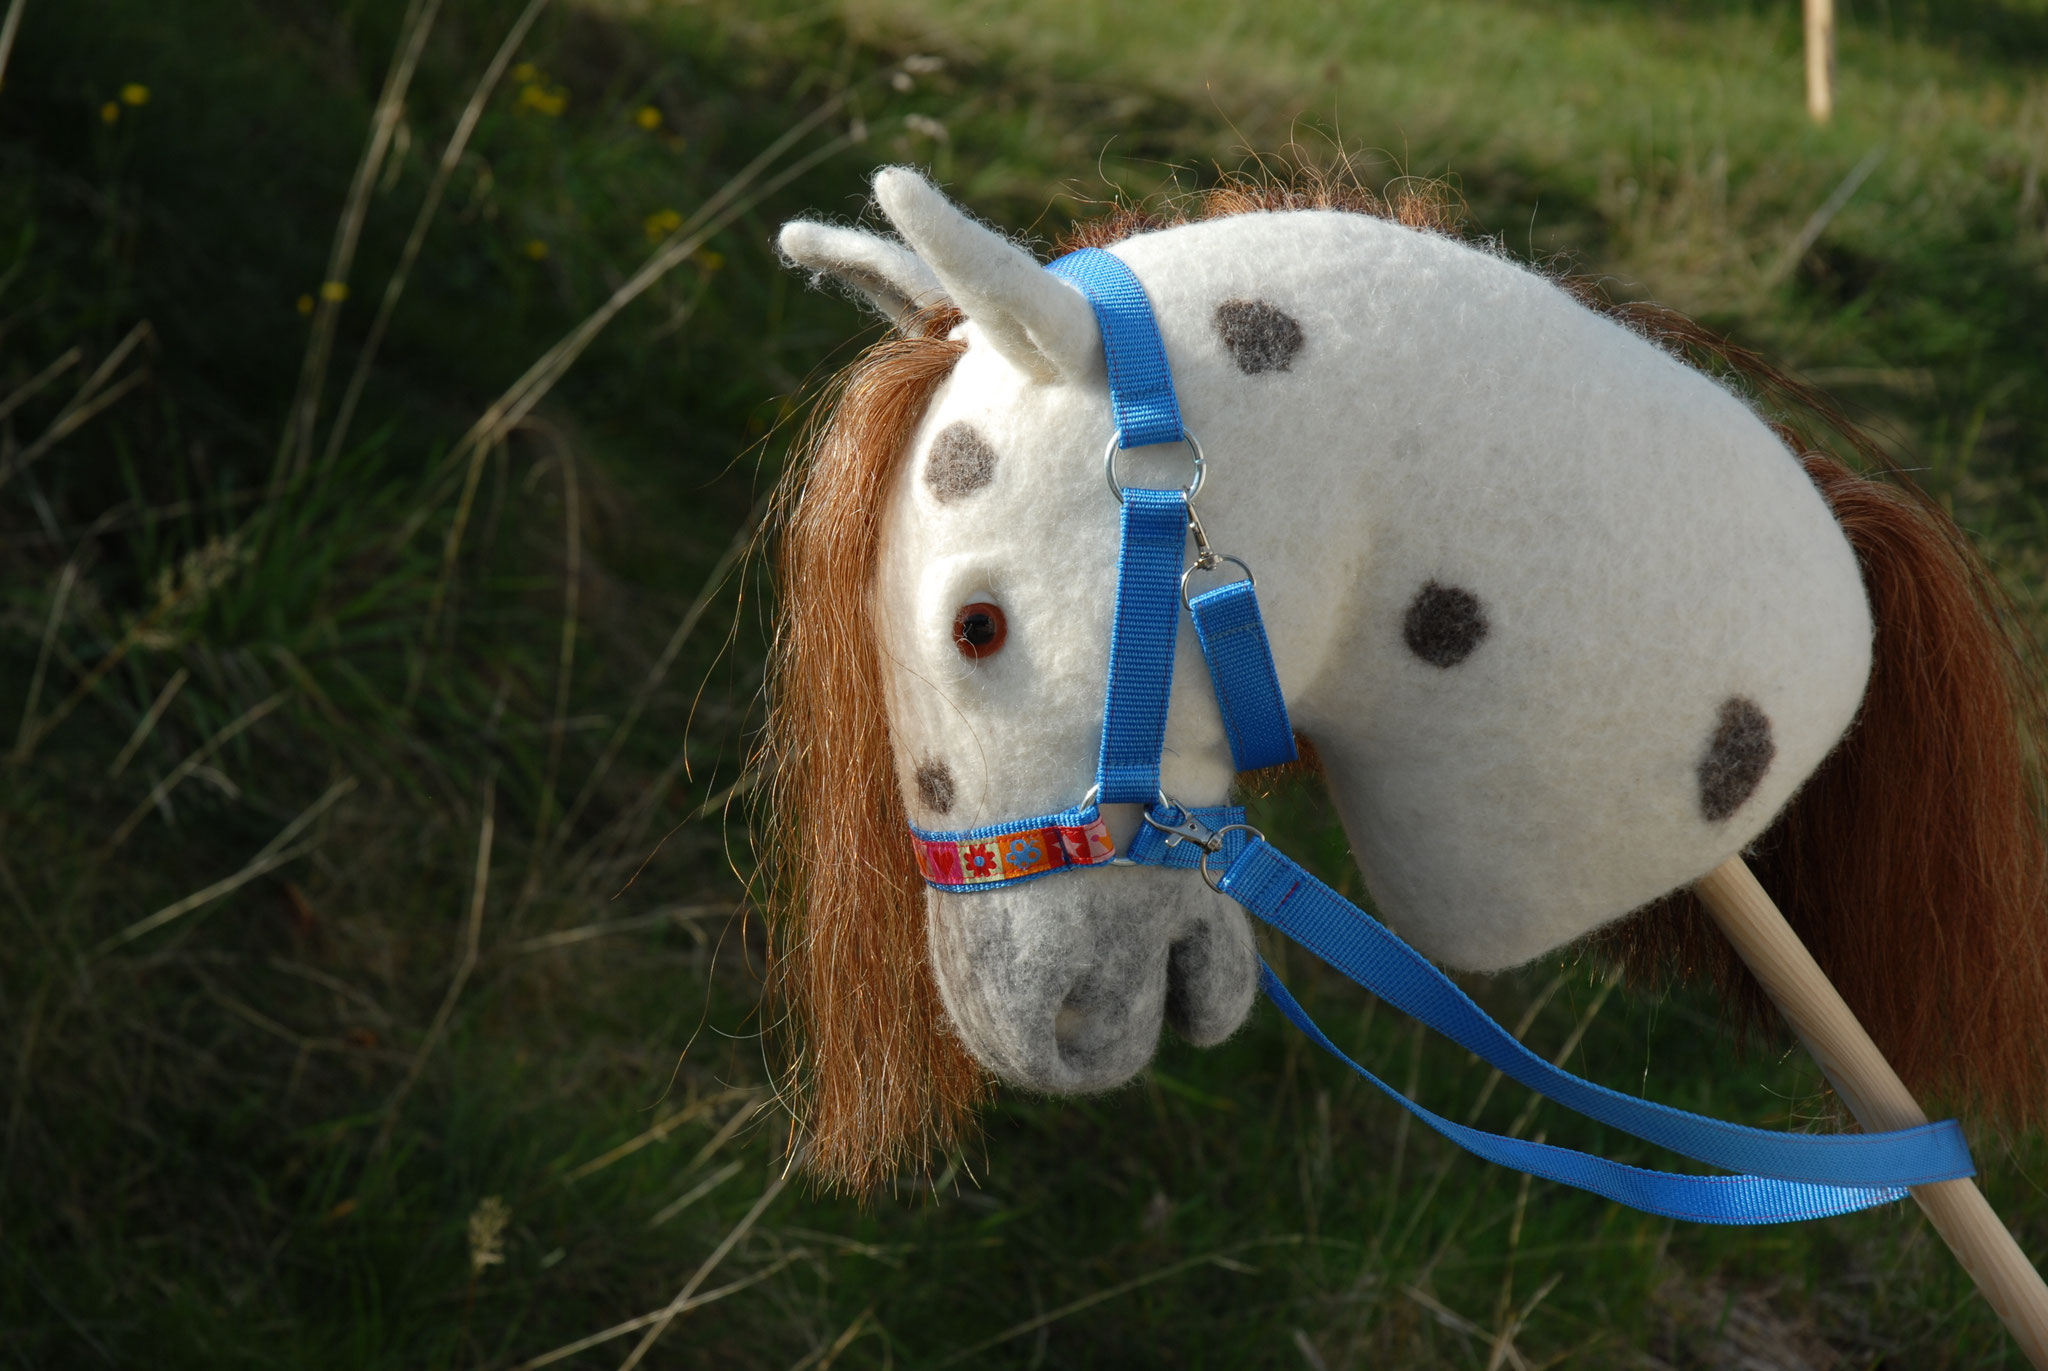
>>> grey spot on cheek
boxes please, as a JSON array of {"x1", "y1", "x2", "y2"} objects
[
  {"x1": 924, "y1": 421, "x2": 997, "y2": 501},
  {"x1": 1403, "y1": 581, "x2": 1489, "y2": 668},
  {"x1": 1214, "y1": 298, "x2": 1305, "y2": 374},
  {"x1": 914, "y1": 759, "x2": 956, "y2": 815},
  {"x1": 1698, "y1": 696, "x2": 1775, "y2": 822}
]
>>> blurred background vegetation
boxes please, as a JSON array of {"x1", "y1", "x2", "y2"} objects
[{"x1": 1, "y1": 0, "x2": 2044, "y2": 1365}]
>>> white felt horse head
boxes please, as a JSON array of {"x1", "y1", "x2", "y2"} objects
[{"x1": 765, "y1": 167, "x2": 2046, "y2": 1189}]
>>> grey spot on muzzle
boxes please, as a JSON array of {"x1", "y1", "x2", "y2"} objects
[
  {"x1": 1698, "y1": 695, "x2": 1774, "y2": 821},
  {"x1": 925, "y1": 866, "x2": 1258, "y2": 1093},
  {"x1": 913, "y1": 758, "x2": 955, "y2": 815}
]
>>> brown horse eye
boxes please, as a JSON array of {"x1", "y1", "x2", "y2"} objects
[{"x1": 953, "y1": 602, "x2": 1007, "y2": 659}]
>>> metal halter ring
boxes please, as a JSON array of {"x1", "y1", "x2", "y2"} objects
[
  {"x1": 1081, "y1": 784, "x2": 1175, "y2": 864},
  {"x1": 1198, "y1": 823, "x2": 1264, "y2": 892},
  {"x1": 1180, "y1": 554, "x2": 1255, "y2": 611},
  {"x1": 1104, "y1": 430, "x2": 1205, "y2": 505}
]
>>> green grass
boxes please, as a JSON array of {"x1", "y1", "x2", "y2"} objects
[{"x1": 2, "y1": 0, "x2": 2045, "y2": 1366}]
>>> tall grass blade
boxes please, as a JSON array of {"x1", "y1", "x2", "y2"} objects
[
  {"x1": 372, "y1": 770, "x2": 494, "y2": 1156},
  {"x1": 106, "y1": 690, "x2": 286, "y2": 849},
  {"x1": 12, "y1": 560, "x2": 74, "y2": 762},
  {"x1": 276, "y1": 0, "x2": 445, "y2": 487},
  {"x1": 321, "y1": 0, "x2": 553, "y2": 471},
  {"x1": 615, "y1": 1169, "x2": 792, "y2": 1369},
  {"x1": 107, "y1": 666, "x2": 189, "y2": 778},
  {"x1": 95, "y1": 775, "x2": 358, "y2": 953}
]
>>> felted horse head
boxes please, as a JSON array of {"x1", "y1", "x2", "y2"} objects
[{"x1": 763, "y1": 165, "x2": 2048, "y2": 1193}]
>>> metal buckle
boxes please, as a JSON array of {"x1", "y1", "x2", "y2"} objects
[
  {"x1": 1180, "y1": 553, "x2": 1255, "y2": 610},
  {"x1": 1104, "y1": 430, "x2": 1204, "y2": 505},
  {"x1": 1198, "y1": 823, "x2": 1264, "y2": 892},
  {"x1": 1141, "y1": 799, "x2": 1222, "y2": 852}
]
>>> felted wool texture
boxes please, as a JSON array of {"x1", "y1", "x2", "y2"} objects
[
  {"x1": 776, "y1": 219, "x2": 944, "y2": 327},
  {"x1": 790, "y1": 167, "x2": 1871, "y2": 1091}
]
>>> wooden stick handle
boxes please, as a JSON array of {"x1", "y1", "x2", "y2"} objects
[{"x1": 1694, "y1": 856, "x2": 2048, "y2": 1367}]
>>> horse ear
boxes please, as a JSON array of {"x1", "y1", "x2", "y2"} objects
[
  {"x1": 871, "y1": 166, "x2": 1100, "y2": 383},
  {"x1": 777, "y1": 220, "x2": 948, "y2": 331}
]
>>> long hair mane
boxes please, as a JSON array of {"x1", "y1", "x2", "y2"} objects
[{"x1": 763, "y1": 166, "x2": 2048, "y2": 1191}]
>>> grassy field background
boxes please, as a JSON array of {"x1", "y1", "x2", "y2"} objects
[{"x1": 2, "y1": 0, "x2": 2045, "y2": 1366}]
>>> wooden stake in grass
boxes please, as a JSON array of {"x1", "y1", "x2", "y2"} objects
[
  {"x1": 1694, "y1": 856, "x2": 2048, "y2": 1368},
  {"x1": 1805, "y1": 0, "x2": 1834, "y2": 123}
]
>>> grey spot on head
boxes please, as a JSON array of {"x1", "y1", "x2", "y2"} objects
[
  {"x1": 1698, "y1": 697, "x2": 1775, "y2": 822},
  {"x1": 914, "y1": 758, "x2": 956, "y2": 815},
  {"x1": 1214, "y1": 298, "x2": 1305, "y2": 375},
  {"x1": 924, "y1": 421, "x2": 997, "y2": 501},
  {"x1": 1403, "y1": 581, "x2": 1488, "y2": 668}
]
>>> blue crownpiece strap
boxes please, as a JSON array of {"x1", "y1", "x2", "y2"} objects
[
  {"x1": 1215, "y1": 838, "x2": 1975, "y2": 1192},
  {"x1": 1259, "y1": 966, "x2": 1908, "y2": 1224},
  {"x1": 1189, "y1": 579, "x2": 1298, "y2": 773},
  {"x1": 1045, "y1": 248, "x2": 1185, "y2": 449},
  {"x1": 1097, "y1": 488, "x2": 1188, "y2": 803}
]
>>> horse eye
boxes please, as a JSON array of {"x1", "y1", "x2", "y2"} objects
[{"x1": 953, "y1": 602, "x2": 1007, "y2": 659}]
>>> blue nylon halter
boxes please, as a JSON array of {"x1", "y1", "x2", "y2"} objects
[{"x1": 913, "y1": 244, "x2": 1974, "y2": 1223}]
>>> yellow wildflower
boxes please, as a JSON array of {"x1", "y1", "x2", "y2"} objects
[
  {"x1": 511, "y1": 62, "x2": 539, "y2": 84},
  {"x1": 120, "y1": 83, "x2": 149, "y2": 106},
  {"x1": 693, "y1": 248, "x2": 725, "y2": 272},
  {"x1": 517, "y1": 83, "x2": 566, "y2": 117},
  {"x1": 522, "y1": 239, "x2": 549, "y2": 260},
  {"x1": 319, "y1": 280, "x2": 349, "y2": 303},
  {"x1": 643, "y1": 208, "x2": 682, "y2": 241},
  {"x1": 634, "y1": 105, "x2": 661, "y2": 131},
  {"x1": 296, "y1": 294, "x2": 314, "y2": 316},
  {"x1": 100, "y1": 102, "x2": 120, "y2": 125}
]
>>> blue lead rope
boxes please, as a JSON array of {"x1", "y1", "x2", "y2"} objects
[{"x1": 1035, "y1": 245, "x2": 1976, "y2": 1224}]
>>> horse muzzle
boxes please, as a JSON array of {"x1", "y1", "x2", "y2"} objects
[{"x1": 925, "y1": 866, "x2": 1258, "y2": 1094}]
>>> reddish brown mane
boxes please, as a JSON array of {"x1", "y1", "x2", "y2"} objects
[
  {"x1": 764, "y1": 168, "x2": 2048, "y2": 1190},
  {"x1": 760, "y1": 304, "x2": 982, "y2": 1192}
]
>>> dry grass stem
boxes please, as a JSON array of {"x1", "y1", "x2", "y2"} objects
[
  {"x1": 12, "y1": 560, "x2": 75, "y2": 761},
  {"x1": 559, "y1": 1086, "x2": 759, "y2": 1183},
  {"x1": 107, "y1": 666, "x2": 190, "y2": 778},
  {"x1": 559, "y1": 496, "x2": 765, "y2": 840},
  {"x1": 277, "y1": 0, "x2": 444, "y2": 484},
  {"x1": 0, "y1": 346, "x2": 81, "y2": 426},
  {"x1": 615, "y1": 1168, "x2": 792, "y2": 1370},
  {"x1": 411, "y1": 98, "x2": 859, "y2": 691},
  {"x1": 0, "y1": 322, "x2": 152, "y2": 492},
  {"x1": 1764, "y1": 146, "x2": 1886, "y2": 287},
  {"x1": 321, "y1": 0, "x2": 552, "y2": 470},
  {"x1": 0, "y1": 0, "x2": 28, "y2": 91},
  {"x1": 513, "y1": 1250, "x2": 806, "y2": 1371},
  {"x1": 683, "y1": 1094, "x2": 771, "y2": 1174},
  {"x1": 647, "y1": 1158, "x2": 744, "y2": 1229},
  {"x1": 373, "y1": 772, "x2": 494, "y2": 1155},
  {"x1": 96, "y1": 774, "x2": 358, "y2": 953},
  {"x1": 786, "y1": 1304, "x2": 875, "y2": 1371},
  {"x1": 1402, "y1": 1284, "x2": 1523, "y2": 1369},
  {"x1": 502, "y1": 902, "x2": 726, "y2": 956},
  {"x1": 929, "y1": 1237, "x2": 1308, "y2": 1369},
  {"x1": 107, "y1": 690, "x2": 286, "y2": 849}
]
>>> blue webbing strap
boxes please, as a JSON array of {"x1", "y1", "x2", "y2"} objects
[
  {"x1": 1189, "y1": 579, "x2": 1299, "y2": 773},
  {"x1": 1258, "y1": 966, "x2": 1907, "y2": 1223},
  {"x1": 1045, "y1": 249, "x2": 1185, "y2": 449},
  {"x1": 1216, "y1": 838, "x2": 1974, "y2": 1191},
  {"x1": 1097, "y1": 488, "x2": 1189, "y2": 804},
  {"x1": 1125, "y1": 804, "x2": 1252, "y2": 870}
]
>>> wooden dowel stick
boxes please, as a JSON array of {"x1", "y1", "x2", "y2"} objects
[
  {"x1": 1694, "y1": 856, "x2": 2048, "y2": 1368},
  {"x1": 1804, "y1": 0, "x2": 1835, "y2": 123}
]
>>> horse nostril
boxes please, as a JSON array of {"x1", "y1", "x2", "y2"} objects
[
  {"x1": 1164, "y1": 925, "x2": 1215, "y2": 1040},
  {"x1": 1054, "y1": 1001, "x2": 1087, "y2": 1047}
]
